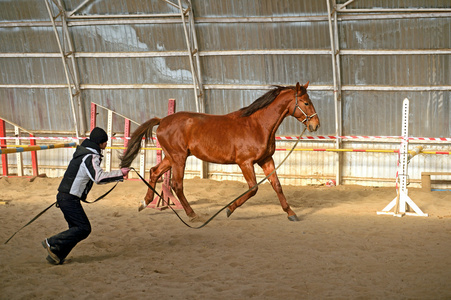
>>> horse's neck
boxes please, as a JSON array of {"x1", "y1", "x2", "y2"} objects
[{"x1": 251, "y1": 94, "x2": 291, "y2": 137}]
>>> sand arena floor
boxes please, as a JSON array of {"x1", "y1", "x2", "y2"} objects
[{"x1": 1, "y1": 176, "x2": 450, "y2": 299}]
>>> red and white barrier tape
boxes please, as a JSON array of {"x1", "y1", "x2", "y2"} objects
[
  {"x1": 276, "y1": 136, "x2": 451, "y2": 141},
  {"x1": 0, "y1": 136, "x2": 450, "y2": 141}
]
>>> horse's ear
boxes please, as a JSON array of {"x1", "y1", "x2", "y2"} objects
[
  {"x1": 304, "y1": 81, "x2": 309, "y2": 89},
  {"x1": 296, "y1": 82, "x2": 300, "y2": 92}
]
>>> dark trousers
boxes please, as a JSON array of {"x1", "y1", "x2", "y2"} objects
[{"x1": 47, "y1": 192, "x2": 91, "y2": 260}]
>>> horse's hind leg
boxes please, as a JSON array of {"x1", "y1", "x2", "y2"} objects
[
  {"x1": 139, "y1": 157, "x2": 171, "y2": 211},
  {"x1": 170, "y1": 159, "x2": 198, "y2": 221},
  {"x1": 227, "y1": 161, "x2": 259, "y2": 217},
  {"x1": 259, "y1": 158, "x2": 300, "y2": 221}
]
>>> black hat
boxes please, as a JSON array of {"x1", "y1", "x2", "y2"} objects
[{"x1": 89, "y1": 127, "x2": 108, "y2": 144}]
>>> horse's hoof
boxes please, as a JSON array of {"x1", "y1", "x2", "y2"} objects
[
  {"x1": 189, "y1": 214, "x2": 199, "y2": 222},
  {"x1": 226, "y1": 208, "x2": 233, "y2": 218},
  {"x1": 288, "y1": 215, "x2": 300, "y2": 222},
  {"x1": 138, "y1": 200, "x2": 147, "y2": 212}
]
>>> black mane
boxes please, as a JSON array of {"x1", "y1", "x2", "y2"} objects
[{"x1": 239, "y1": 85, "x2": 295, "y2": 117}]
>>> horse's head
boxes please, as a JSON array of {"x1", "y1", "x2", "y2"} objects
[{"x1": 289, "y1": 82, "x2": 320, "y2": 132}]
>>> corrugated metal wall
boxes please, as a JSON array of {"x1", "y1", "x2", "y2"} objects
[{"x1": 0, "y1": 0, "x2": 450, "y2": 188}]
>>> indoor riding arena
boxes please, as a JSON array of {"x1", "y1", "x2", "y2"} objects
[{"x1": 1, "y1": 1, "x2": 450, "y2": 299}]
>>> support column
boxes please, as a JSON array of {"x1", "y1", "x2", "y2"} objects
[
  {"x1": 44, "y1": 0, "x2": 85, "y2": 138},
  {"x1": 177, "y1": 0, "x2": 208, "y2": 179},
  {"x1": 177, "y1": 0, "x2": 205, "y2": 114},
  {"x1": 326, "y1": 0, "x2": 343, "y2": 185}
]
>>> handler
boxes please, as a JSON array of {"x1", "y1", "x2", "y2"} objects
[{"x1": 42, "y1": 127, "x2": 130, "y2": 265}]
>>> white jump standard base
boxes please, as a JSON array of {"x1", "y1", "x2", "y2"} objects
[
  {"x1": 377, "y1": 189, "x2": 428, "y2": 217},
  {"x1": 377, "y1": 98, "x2": 428, "y2": 217}
]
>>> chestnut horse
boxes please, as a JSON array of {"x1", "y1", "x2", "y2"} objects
[{"x1": 120, "y1": 82, "x2": 320, "y2": 221}]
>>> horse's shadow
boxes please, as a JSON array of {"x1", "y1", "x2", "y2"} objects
[
  {"x1": 230, "y1": 213, "x2": 303, "y2": 221},
  {"x1": 189, "y1": 193, "x2": 331, "y2": 221}
]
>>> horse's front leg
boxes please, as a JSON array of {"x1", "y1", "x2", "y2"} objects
[
  {"x1": 258, "y1": 157, "x2": 300, "y2": 221},
  {"x1": 139, "y1": 157, "x2": 171, "y2": 211},
  {"x1": 227, "y1": 161, "x2": 259, "y2": 218}
]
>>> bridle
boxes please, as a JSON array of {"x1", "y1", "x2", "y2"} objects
[{"x1": 291, "y1": 93, "x2": 317, "y2": 123}]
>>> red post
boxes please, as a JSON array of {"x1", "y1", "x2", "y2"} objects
[
  {"x1": 90, "y1": 102, "x2": 97, "y2": 132},
  {"x1": 123, "y1": 118, "x2": 131, "y2": 179},
  {"x1": 155, "y1": 99, "x2": 176, "y2": 175},
  {"x1": 148, "y1": 99, "x2": 182, "y2": 210},
  {"x1": 29, "y1": 133, "x2": 38, "y2": 176},
  {"x1": 164, "y1": 99, "x2": 176, "y2": 187},
  {"x1": 124, "y1": 118, "x2": 130, "y2": 149},
  {"x1": 167, "y1": 98, "x2": 176, "y2": 115},
  {"x1": 0, "y1": 119, "x2": 8, "y2": 176}
]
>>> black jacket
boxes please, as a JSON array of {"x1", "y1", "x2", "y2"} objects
[{"x1": 58, "y1": 139, "x2": 123, "y2": 200}]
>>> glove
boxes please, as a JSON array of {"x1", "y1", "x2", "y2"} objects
[{"x1": 121, "y1": 167, "x2": 130, "y2": 176}]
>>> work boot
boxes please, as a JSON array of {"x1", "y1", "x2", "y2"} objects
[{"x1": 41, "y1": 239, "x2": 61, "y2": 265}]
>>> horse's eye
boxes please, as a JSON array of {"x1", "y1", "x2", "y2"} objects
[{"x1": 304, "y1": 103, "x2": 309, "y2": 106}]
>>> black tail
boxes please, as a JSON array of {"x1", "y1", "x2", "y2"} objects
[{"x1": 119, "y1": 118, "x2": 161, "y2": 168}]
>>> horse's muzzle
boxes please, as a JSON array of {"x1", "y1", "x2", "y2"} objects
[{"x1": 308, "y1": 123, "x2": 320, "y2": 132}]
